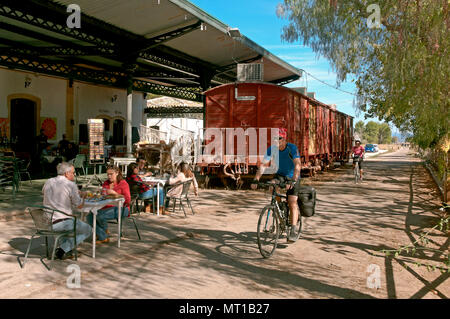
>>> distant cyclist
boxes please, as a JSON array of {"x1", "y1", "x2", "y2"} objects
[
  {"x1": 351, "y1": 140, "x2": 365, "y2": 180},
  {"x1": 251, "y1": 128, "x2": 302, "y2": 242}
]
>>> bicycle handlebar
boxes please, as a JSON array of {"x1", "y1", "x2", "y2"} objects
[{"x1": 252, "y1": 179, "x2": 291, "y2": 198}]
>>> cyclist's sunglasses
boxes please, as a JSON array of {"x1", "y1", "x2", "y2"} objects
[{"x1": 279, "y1": 137, "x2": 285, "y2": 140}]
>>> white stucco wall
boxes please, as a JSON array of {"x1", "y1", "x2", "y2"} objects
[
  {"x1": 74, "y1": 82, "x2": 145, "y2": 143},
  {"x1": 0, "y1": 67, "x2": 146, "y2": 144},
  {"x1": 0, "y1": 68, "x2": 66, "y2": 142}
]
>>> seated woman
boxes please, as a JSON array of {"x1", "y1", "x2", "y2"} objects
[
  {"x1": 87, "y1": 165, "x2": 131, "y2": 243},
  {"x1": 136, "y1": 156, "x2": 153, "y2": 178},
  {"x1": 164, "y1": 162, "x2": 199, "y2": 213},
  {"x1": 126, "y1": 163, "x2": 164, "y2": 213}
]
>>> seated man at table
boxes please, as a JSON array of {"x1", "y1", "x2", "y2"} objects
[
  {"x1": 57, "y1": 134, "x2": 71, "y2": 159},
  {"x1": 126, "y1": 163, "x2": 164, "y2": 213},
  {"x1": 65, "y1": 142, "x2": 78, "y2": 162},
  {"x1": 136, "y1": 156, "x2": 153, "y2": 178},
  {"x1": 36, "y1": 129, "x2": 48, "y2": 157},
  {"x1": 42, "y1": 162, "x2": 92, "y2": 260},
  {"x1": 87, "y1": 165, "x2": 131, "y2": 243}
]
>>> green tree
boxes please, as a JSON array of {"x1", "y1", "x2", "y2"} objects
[
  {"x1": 392, "y1": 136, "x2": 399, "y2": 144},
  {"x1": 364, "y1": 121, "x2": 379, "y2": 143},
  {"x1": 378, "y1": 123, "x2": 392, "y2": 144},
  {"x1": 277, "y1": 0, "x2": 449, "y2": 149},
  {"x1": 354, "y1": 120, "x2": 365, "y2": 140}
]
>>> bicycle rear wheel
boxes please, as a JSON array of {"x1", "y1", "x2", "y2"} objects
[{"x1": 257, "y1": 205, "x2": 280, "y2": 258}]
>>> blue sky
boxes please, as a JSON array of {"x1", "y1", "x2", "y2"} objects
[{"x1": 189, "y1": 0, "x2": 385, "y2": 128}]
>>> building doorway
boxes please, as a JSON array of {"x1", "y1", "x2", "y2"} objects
[
  {"x1": 113, "y1": 119, "x2": 124, "y2": 145},
  {"x1": 10, "y1": 98, "x2": 37, "y2": 155}
]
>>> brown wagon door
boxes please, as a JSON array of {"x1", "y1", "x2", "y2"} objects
[
  {"x1": 308, "y1": 103, "x2": 317, "y2": 158},
  {"x1": 293, "y1": 95, "x2": 302, "y2": 153},
  {"x1": 324, "y1": 108, "x2": 330, "y2": 156},
  {"x1": 329, "y1": 110, "x2": 336, "y2": 156},
  {"x1": 259, "y1": 84, "x2": 289, "y2": 129},
  {"x1": 205, "y1": 85, "x2": 230, "y2": 129},
  {"x1": 230, "y1": 83, "x2": 259, "y2": 128},
  {"x1": 300, "y1": 97, "x2": 309, "y2": 160}
]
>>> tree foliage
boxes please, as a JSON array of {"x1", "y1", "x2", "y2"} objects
[
  {"x1": 378, "y1": 123, "x2": 392, "y2": 144},
  {"x1": 355, "y1": 121, "x2": 393, "y2": 143},
  {"x1": 354, "y1": 120, "x2": 365, "y2": 140},
  {"x1": 365, "y1": 121, "x2": 380, "y2": 143},
  {"x1": 277, "y1": 0, "x2": 449, "y2": 149}
]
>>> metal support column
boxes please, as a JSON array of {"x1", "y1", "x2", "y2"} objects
[{"x1": 126, "y1": 79, "x2": 133, "y2": 156}]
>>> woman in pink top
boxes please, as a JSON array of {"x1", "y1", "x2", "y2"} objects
[
  {"x1": 164, "y1": 162, "x2": 198, "y2": 215},
  {"x1": 351, "y1": 140, "x2": 365, "y2": 180}
]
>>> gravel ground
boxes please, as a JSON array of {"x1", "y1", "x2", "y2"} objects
[{"x1": 0, "y1": 147, "x2": 448, "y2": 299}]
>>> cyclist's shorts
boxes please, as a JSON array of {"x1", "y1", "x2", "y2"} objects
[
  {"x1": 353, "y1": 157, "x2": 363, "y2": 169},
  {"x1": 273, "y1": 174, "x2": 302, "y2": 197}
]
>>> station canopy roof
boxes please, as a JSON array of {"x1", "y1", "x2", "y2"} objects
[
  {"x1": 0, "y1": 0, "x2": 302, "y2": 102},
  {"x1": 146, "y1": 96, "x2": 203, "y2": 119}
]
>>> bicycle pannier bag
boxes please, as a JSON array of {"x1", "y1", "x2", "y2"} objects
[{"x1": 297, "y1": 186, "x2": 316, "y2": 217}]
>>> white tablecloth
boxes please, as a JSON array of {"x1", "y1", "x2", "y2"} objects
[{"x1": 78, "y1": 197, "x2": 125, "y2": 258}]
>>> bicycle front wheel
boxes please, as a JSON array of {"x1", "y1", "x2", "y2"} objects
[
  {"x1": 257, "y1": 205, "x2": 280, "y2": 258},
  {"x1": 354, "y1": 162, "x2": 360, "y2": 183}
]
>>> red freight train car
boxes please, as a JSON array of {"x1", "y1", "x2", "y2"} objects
[{"x1": 198, "y1": 82, "x2": 353, "y2": 184}]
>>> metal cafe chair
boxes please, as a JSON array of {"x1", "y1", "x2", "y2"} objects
[
  {"x1": 0, "y1": 156, "x2": 20, "y2": 198},
  {"x1": 20, "y1": 206, "x2": 78, "y2": 270},
  {"x1": 18, "y1": 159, "x2": 32, "y2": 185},
  {"x1": 166, "y1": 180, "x2": 195, "y2": 217},
  {"x1": 72, "y1": 154, "x2": 87, "y2": 177},
  {"x1": 107, "y1": 185, "x2": 142, "y2": 241},
  {"x1": 129, "y1": 183, "x2": 147, "y2": 216}
]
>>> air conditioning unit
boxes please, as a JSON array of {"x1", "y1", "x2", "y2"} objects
[
  {"x1": 237, "y1": 63, "x2": 264, "y2": 82},
  {"x1": 307, "y1": 92, "x2": 316, "y2": 99},
  {"x1": 292, "y1": 87, "x2": 307, "y2": 95}
]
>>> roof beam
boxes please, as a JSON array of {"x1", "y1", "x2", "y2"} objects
[
  {"x1": 0, "y1": 21, "x2": 81, "y2": 47},
  {"x1": 0, "y1": 52, "x2": 202, "y2": 101},
  {"x1": 0, "y1": 1, "x2": 119, "y2": 47},
  {"x1": 0, "y1": 2, "x2": 235, "y2": 85},
  {"x1": 144, "y1": 106, "x2": 204, "y2": 119},
  {"x1": 138, "y1": 20, "x2": 202, "y2": 53},
  {"x1": 269, "y1": 74, "x2": 301, "y2": 85},
  {"x1": 0, "y1": 43, "x2": 116, "y2": 58},
  {"x1": 215, "y1": 54, "x2": 263, "y2": 74},
  {"x1": 0, "y1": 1, "x2": 236, "y2": 87}
]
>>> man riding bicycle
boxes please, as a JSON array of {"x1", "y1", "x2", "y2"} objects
[
  {"x1": 251, "y1": 128, "x2": 302, "y2": 242},
  {"x1": 351, "y1": 140, "x2": 365, "y2": 180}
]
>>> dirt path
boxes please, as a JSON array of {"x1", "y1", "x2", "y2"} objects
[{"x1": 0, "y1": 148, "x2": 448, "y2": 299}]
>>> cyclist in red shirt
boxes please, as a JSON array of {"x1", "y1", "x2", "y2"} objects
[{"x1": 351, "y1": 140, "x2": 365, "y2": 180}]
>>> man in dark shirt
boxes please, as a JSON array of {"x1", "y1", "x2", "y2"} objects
[
  {"x1": 36, "y1": 129, "x2": 48, "y2": 157},
  {"x1": 58, "y1": 134, "x2": 70, "y2": 158}
]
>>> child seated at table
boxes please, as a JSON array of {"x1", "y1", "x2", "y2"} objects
[{"x1": 126, "y1": 163, "x2": 165, "y2": 214}]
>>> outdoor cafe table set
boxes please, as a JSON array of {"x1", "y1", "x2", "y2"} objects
[
  {"x1": 77, "y1": 194, "x2": 124, "y2": 259},
  {"x1": 76, "y1": 176, "x2": 168, "y2": 258}
]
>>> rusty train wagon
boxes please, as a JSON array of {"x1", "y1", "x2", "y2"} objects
[{"x1": 199, "y1": 82, "x2": 353, "y2": 183}]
